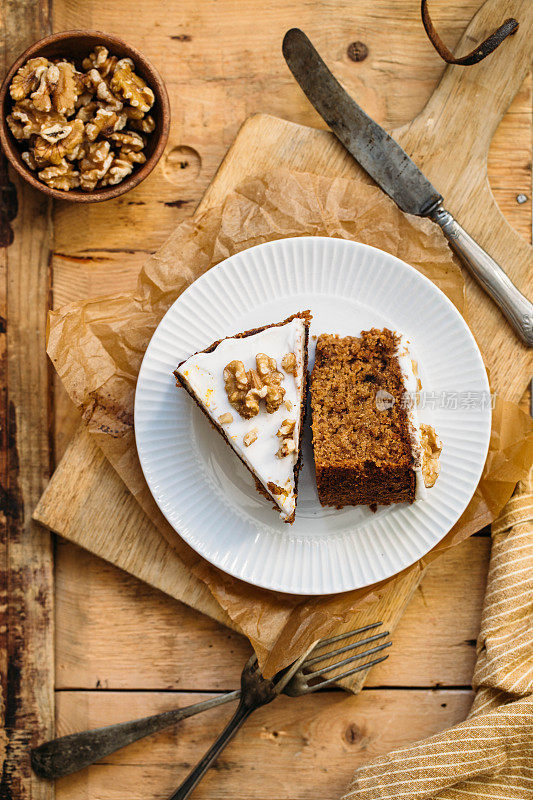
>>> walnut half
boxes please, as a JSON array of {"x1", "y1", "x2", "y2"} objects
[
  {"x1": 79, "y1": 141, "x2": 113, "y2": 190},
  {"x1": 223, "y1": 354, "x2": 286, "y2": 418},
  {"x1": 33, "y1": 118, "x2": 84, "y2": 166},
  {"x1": 111, "y1": 58, "x2": 154, "y2": 113},
  {"x1": 38, "y1": 159, "x2": 80, "y2": 190}
]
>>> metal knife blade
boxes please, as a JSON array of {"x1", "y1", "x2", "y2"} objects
[
  {"x1": 282, "y1": 28, "x2": 442, "y2": 216},
  {"x1": 282, "y1": 27, "x2": 533, "y2": 346}
]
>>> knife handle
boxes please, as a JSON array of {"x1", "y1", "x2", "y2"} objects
[{"x1": 429, "y1": 206, "x2": 533, "y2": 347}]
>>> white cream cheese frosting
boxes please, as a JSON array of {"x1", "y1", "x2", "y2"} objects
[
  {"x1": 176, "y1": 318, "x2": 306, "y2": 521},
  {"x1": 395, "y1": 333, "x2": 428, "y2": 502}
]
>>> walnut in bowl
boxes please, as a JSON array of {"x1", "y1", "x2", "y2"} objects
[{"x1": 0, "y1": 31, "x2": 170, "y2": 202}]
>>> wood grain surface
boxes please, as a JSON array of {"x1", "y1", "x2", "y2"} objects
[
  {"x1": 54, "y1": 689, "x2": 474, "y2": 800},
  {"x1": 54, "y1": 536, "x2": 489, "y2": 691},
  {"x1": 35, "y1": 0, "x2": 533, "y2": 691},
  {"x1": 4, "y1": 1, "x2": 532, "y2": 799},
  {"x1": 0, "y1": 4, "x2": 55, "y2": 800}
]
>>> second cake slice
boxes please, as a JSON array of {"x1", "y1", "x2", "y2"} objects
[{"x1": 310, "y1": 328, "x2": 440, "y2": 509}]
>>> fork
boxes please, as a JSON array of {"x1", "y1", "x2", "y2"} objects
[
  {"x1": 31, "y1": 623, "x2": 390, "y2": 781},
  {"x1": 167, "y1": 625, "x2": 391, "y2": 800}
]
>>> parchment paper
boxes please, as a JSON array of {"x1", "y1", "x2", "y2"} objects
[{"x1": 47, "y1": 168, "x2": 533, "y2": 677}]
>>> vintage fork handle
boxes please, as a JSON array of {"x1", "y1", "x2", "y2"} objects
[
  {"x1": 167, "y1": 699, "x2": 255, "y2": 800},
  {"x1": 31, "y1": 689, "x2": 241, "y2": 780},
  {"x1": 429, "y1": 205, "x2": 533, "y2": 347}
]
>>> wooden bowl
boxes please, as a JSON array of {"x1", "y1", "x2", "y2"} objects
[{"x1": 0, "y1": 30, "x2": 170, "y2": 202}]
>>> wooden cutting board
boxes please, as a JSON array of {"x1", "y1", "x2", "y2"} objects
[{"x1": 33, "y1": 0, "x2": 533, "y2": 666}]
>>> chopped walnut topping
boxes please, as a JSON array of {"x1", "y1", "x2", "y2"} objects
[
  {"x1": 276, "y1": 418, "x2": 296, "y2": 458},
  {"x1": 277, "y1": 438, "x2": 296, "y2": 458},
  {"x1": 420, "y1": 424, "x2": 442, "y2": 488},
  {"x1": 243, "y1": 429, "x2": 258, "y2": 447},
  {"x1": 248, "y1": 369, "x2": 263, "y2": 390},
  {"x1": 243, "y1": 386, "x2": 267, "y2": 417},
  {"x1": 277, "y1": 419, "x2": 296, "y2": 437},
  {"x1": 225, "y1": 360, "x2": 247, "y2": 387},
  {"x1": 265, "y1": 386, "x2": 285, "y2": 414},
  {"x1": 8, "y1": 48, "x2": 156, "y2": 191},
  {"x1": 223, "y1": 354, "x2": 286, "y2": 417},
  {"x1": 218, "y1": 412, "x2": 233, "y2": 425},
  {"x1": 284, "y1": 399, "x2": 293, "y2": 412},
  {"x1": 255, "y1": 353, "x2": 285, "y2": 413},
  {"x1": 111, "y1": 58, "x2": 154, "y2": 113},
  {"x1": 224, "y1": 360, "x2": 254, "y2": 418},
  {"x1": 281, "y1": 352, "x2": 297, "y2": 376},
  {"x1": 256, "y1": 353, "x2": 276, "y2": 378}
]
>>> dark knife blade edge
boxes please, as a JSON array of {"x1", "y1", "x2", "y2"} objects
[{"x1": 282, "y1": 28, "x2": 442, "y2": 217}]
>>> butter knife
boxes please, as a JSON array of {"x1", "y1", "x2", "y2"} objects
[{"x1": 282, "y1": 28, "x2": 533, "y2": 347}]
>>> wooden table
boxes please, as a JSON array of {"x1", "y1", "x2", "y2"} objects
[{"x1": 1, "y1": 2, "x2": 531, "y2": 799}]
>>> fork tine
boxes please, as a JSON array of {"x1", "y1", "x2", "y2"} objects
[
  {"x1": 313, "y1": 622, "x2": 383, "y2": 649},
  {"x1": 302, "y1": 654, "x2": 390, "y2": 692},
  {"x1": 305, "y1": 641, "x2": 392, "y2": 679},
  {"x1": 303, "y1": 631, "x2": 389, "y2": 668}
]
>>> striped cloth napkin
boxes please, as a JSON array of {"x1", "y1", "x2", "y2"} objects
[{"x1": 342, "y1": 465, "x2": 533, "y2": 800}]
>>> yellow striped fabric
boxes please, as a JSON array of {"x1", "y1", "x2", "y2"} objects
[{"x1": 342, "y1": 466, "x2": 533, "y2": 800}]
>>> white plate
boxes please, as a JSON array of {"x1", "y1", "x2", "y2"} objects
[{"x1": 135, "y1": 237, "x2": 491, "y2": 595}]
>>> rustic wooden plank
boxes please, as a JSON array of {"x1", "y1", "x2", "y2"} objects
[
  {"x1": 35, "y1": 426, "x2": 232, "y2": 630},
  {"x1": 32, "y1": 0, "x2": 531, "y2": 704},
  {"x1": 0, "y1": 3, "x2": 54, "y2": 798},
  {"x1": 54, "y1": 689, "x2": 474, "y2": 800},
  {"x1": 487, "y1": 72, "x2": 532, "y2": 241},
  {"x1": 54, "y1": 536, "x2": 488, "y2": 691},
  {"x1": 50, "y1": 1, "x2": 531, "y2": 254},
  {"x1": 49, "y1": 72, "x2": 531, "y2": 313}
]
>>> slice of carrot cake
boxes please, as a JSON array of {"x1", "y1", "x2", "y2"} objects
[
  {"x1": 174, "y1": 311, "x2": 311, "y2": 523},
  {"x1": 310, "y1": 328, "x2": 441, "y2": 508}
]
